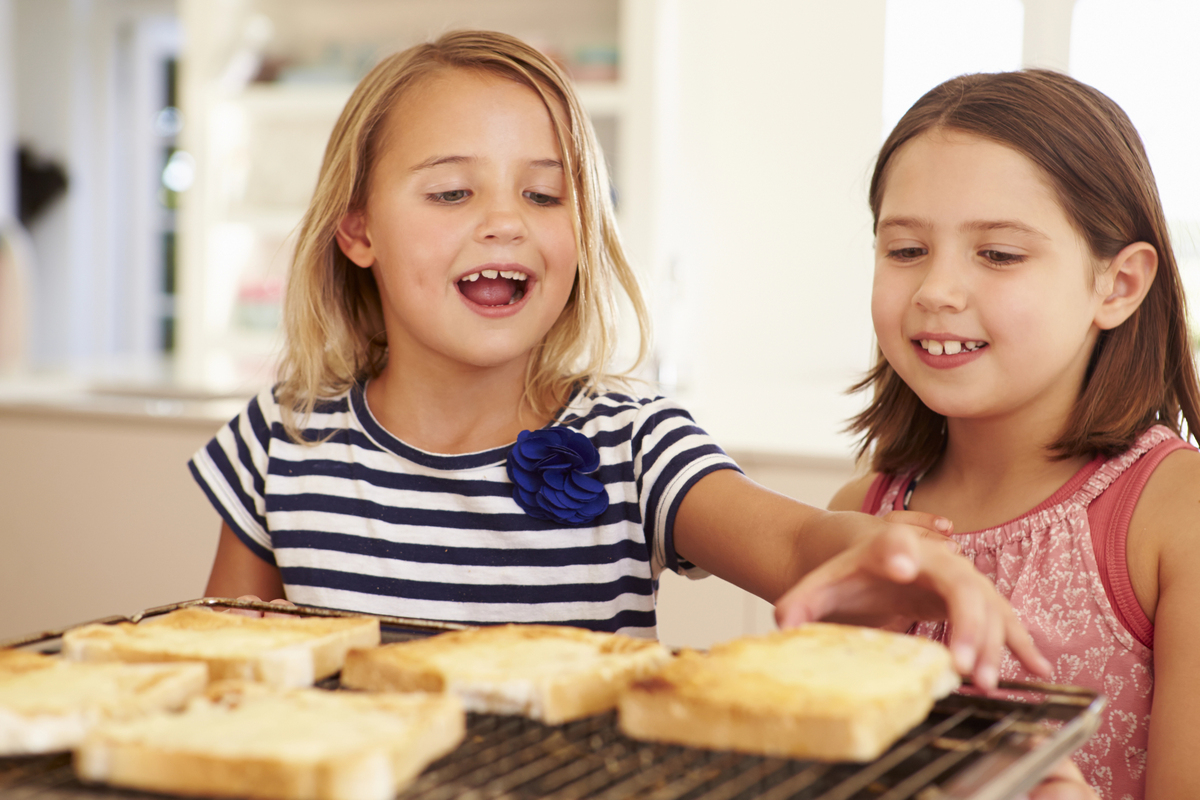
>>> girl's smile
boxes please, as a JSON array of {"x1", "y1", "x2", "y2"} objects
[
  {"x1": 911, "y1": 336, "x2": 988, "y2": 369},
  {"x1": 455, "y1": 263, "x2": 533, "y2": 314}
]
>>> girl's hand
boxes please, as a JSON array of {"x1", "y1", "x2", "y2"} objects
[
  {"x1": 774, "y1": 517, "x2": 1050, "y2": 689},
  {"x1": 1020, "y1": 759, "x2": 1097, "y2": 800}
]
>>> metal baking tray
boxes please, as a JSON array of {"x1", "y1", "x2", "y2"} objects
[{"x1": 1, "y1": 598, "x2": 1105, "y2": 800}]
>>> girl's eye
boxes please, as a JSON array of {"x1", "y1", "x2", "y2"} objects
[
  {"x1": 887, "y1": 247, "x2": 926, "y2": 262},
  {"x1": 524, "y1": 191, "x2": 561, "y2": 206},
  {"x1": 430, "y1": 189, "x2": 470, "y2": 204},
  {"x1": 981, "y1": 249, "x2": 1025, "y2": 265}
]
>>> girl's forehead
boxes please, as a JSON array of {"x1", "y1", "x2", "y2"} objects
[
  {"x1": 386, "y1": 67, "x2": 566, "y2": 138},
  {"x1": 882, "y1": 129, "x2": 1062, "y2": 216}
]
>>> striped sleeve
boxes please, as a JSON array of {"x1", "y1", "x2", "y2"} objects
[
  {"x1": 188, "y1": 388, "x2": 279, "y2": 564},
  {"x1": 631, "y1": 398, "x2": 741, "y2": 577}
]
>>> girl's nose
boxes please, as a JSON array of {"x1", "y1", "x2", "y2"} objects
[
  {"x1": 476, "y1": 197, "x2": 526, "y2": 244},
  {"x1": 912, "y1": 254, "x2": 967, "y2": 312}
]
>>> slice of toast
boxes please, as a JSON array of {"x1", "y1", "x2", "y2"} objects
[
  {"x1": 75, "y1": 684, "x2": 465, "y2": 800},
  {"x1": 0, "y1": 653, "x2": 207, "y2": 755},
  {"x1": 341, "y1": 624, "x2": 672, "y2": 724},
  {"x1": 618, "y1": 623, "x2": 960, "y2": 762},
  {"x1": 62, "y1": 607, "x2": 380, "y2": 688},
  {"x1": 0, "y1": 648, "x2": 59, "y2": 676}
]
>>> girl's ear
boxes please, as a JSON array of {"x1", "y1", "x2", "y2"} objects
[
  {"x1": 335, "y1": 210, "x2": 375, "y2": 268},
  {"x1": 1094, "y1": 241, "x2": 1158, "y2": 331}
]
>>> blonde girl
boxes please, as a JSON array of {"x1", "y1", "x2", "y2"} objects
[
  {"x1": 192, "y1": 30, "x2": 1042, "y2": 686},
  {"x1": 833, "y1": 69, "x2": 1200, "y2": 798}
]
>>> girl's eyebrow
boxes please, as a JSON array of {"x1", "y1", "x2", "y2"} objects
[
  {"x1": 410, "y1": 155, "x2": 471, "y2": 173},
  {"x1": 877, "y1": 215, "x2": 1049, "y2": 240},
  {"x1": 409, "y1": 156, "x2": 564, "y2": 172},
  {"x1": 962, "y1": 219, "x2": 1050, "y2": 240}
]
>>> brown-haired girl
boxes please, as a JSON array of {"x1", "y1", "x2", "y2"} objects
[
  {"x1": 823, "y1": 69, "x2": 1200, "y2": 798},
  {"x1": 190, "y1": 31, "x2": 1046, "y2": 687}
]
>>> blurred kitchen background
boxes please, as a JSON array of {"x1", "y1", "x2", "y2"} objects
[{"x1": 1, "y1": 0, "x2": 1197, "y2": 644}]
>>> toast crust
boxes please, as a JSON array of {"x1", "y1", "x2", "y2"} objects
[
  {"x1": 0, "y1": 659, "x2": 207, "y2": 755},
  {"x1": 342, "y1": 624, "x2": 671, "y2": 724},
  {"x1": 75, "y1": 686, "x2": 465, "y2": 800},
  {"x1": 618, "y1": 624, "x2": 960, "y2": 762},
  {"x1": 62, "y1": 608, "x2": 380, "y2": 687}
]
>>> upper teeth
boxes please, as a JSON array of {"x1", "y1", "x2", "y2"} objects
[
  {"x1": 920, "y1": 340, "x2": 984, "y2": 356},
  {"x1": 460, "y1": 270, "x2": 528, "y2": 282}
]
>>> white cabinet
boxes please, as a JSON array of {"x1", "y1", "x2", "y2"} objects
[{"x1": 175, "y1": 0, "x2": 663, "y2": 391}]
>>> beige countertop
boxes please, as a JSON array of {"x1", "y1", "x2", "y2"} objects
[{"x1": 0, "y1": 374, "x2": 255, "y2": 429}]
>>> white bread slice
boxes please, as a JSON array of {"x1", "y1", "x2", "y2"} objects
[
  {"x1": 618, "y1": 623, "x2": 960, "y2": 762},
  {"x1": 62, "y1": 607, "x2": 380, "y2": 688},
  {"x1": 75, "y1": 685, "x2": 465, "y2": 800},
  {"x1": 0, "y1": 648, "x2": 59, "y2": 676},
  {"x1": 341, "y1": 624, "x2": 672, "y2": 724},
  {"x1": 0, "y1": 653, "x2": 207, "y2": 755}
]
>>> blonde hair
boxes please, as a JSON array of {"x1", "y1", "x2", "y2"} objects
[{"x1": 276, "y1": 30, "x2": 650, "y2": 442}]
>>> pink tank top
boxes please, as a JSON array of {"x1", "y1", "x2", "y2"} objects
[{"x1": 863, "y1": 426, "x2": 1192, "y2": 800}]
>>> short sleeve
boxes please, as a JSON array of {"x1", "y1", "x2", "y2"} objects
[
  {"x1": 632, "y1": 397, "x2": 741, "y2": 579},
  {"x1": 188, "y1": 387, "x2": 279, "y2": 564}
]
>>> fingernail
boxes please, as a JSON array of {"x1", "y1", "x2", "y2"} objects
[
  {"x1": 978, "y1": 665, "x2": 998, "y2": 689},
  {"x1": 944, "y1": 539, "x2": 960, "y2": 555},
  {"x1": 935, "y1": 517, "x2": 952, "y2": 532}
]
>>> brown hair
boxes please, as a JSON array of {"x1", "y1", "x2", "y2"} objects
[
  {"x1": 275, "y1": 30, "x2": 649, "y2": 442},
  {"x1": 852, "y1": 69, "x2": 1200, "y2": 474}
]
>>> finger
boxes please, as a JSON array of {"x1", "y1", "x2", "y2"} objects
[
  {"x1": 776, "y1": 526, "x2": 929, "y2": 629},
  {"x1": 1027, "y1": 765, "x2": 1097, "y2": 800},
  {"x1": 774, "y1": 561, "x2": 848, "y2": 628},
  {"x1": 973, "y1": 598, "x2": 1004, "y2": 691},
  {"x1": 881, "y1": 510, "x2": 953, "y2": 536},
  {"x1": 901, "y1": 542, "x2": 986, "y2": 675},
  {"x1": 867, "y1": 526, "x2": 922, "y2": 583},
  {"x1": 223, "y1": 594, "x2": 268, "y2": 617},
  {"x1": 1003, "y1": 604, "x2": 1052, "y2": 678},
  {"x1": 264, "y1": 598, "x2": 297, "y2": 619}
]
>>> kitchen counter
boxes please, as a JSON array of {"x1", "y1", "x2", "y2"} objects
[
  {"x1": 0, "y1": 374, "x2": 255, "y2": 429},
  {"x1": 0, "y1": 374, "x2": 258, "y2": 643}
]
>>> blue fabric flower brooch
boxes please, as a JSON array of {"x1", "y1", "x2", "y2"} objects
[{"x1": 507, "y1": 428, "x2": 609, "y2": 525}]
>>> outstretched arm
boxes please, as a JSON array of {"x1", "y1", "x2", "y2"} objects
[{"x1": 672, "y1": 470, "x2": 1048, "y2": 688}]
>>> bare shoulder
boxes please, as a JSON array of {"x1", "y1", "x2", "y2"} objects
[
  {"x1": 827, "y1": 472, "x2": 879, "y2": 512},
  {"x1": 1133, "y1": 446, "x2": 1200, "y2": 542},
  {"x1": 1127, "y1": 446, "x2": 1200, "y2": 621}
]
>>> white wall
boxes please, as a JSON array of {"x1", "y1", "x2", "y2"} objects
[{"x1": 665, "y1": 1, "x2": 887, "y2": 460}]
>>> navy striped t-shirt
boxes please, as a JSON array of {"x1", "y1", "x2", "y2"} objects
[{"x1": 188, "y1": 384, "x2": 739, "y2": 638}]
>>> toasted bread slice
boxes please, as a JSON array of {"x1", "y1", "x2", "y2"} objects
[
  {"x1": 62, "y1": 607, "x2": 380, "y2": 688},
  {"x1": 0, "y1": 648, "x2": 59, "y2": 676},
  {"x1": 0, "y1": 654, "x2": 207, "y2": 755},
  {"x1": 341, "y1": 624, "x2": 672, "y2": 724},
  {"x1": 618, "y1": 623, "x2": 960, "y2": 762},
  {"x1": 75, "y1": 684, "x2": 465, "y2": 800}
]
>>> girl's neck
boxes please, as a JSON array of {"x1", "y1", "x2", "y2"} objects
[
  {"x1": 913, "y1": 415, "x2": 1093, "y2": 532},
  {"x1": 365, "y1": 356, "x2": 556, "y2": 455}
]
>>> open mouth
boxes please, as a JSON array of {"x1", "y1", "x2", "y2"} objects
[
  {"x1": 916, "y1": 339, "x2": 987, "y2": 356},
  {"x1": 457, "y1": 269, "x2": 529, "y2": 307}
]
